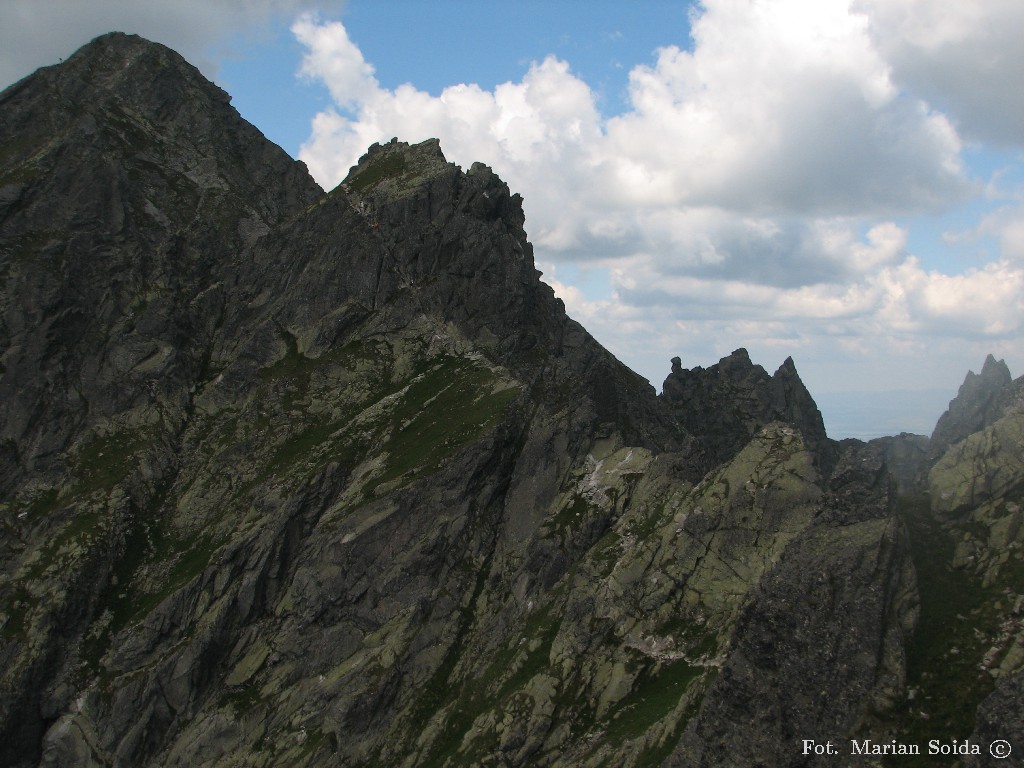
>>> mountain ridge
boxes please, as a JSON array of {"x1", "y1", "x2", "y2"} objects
[{"x1": 0, "y1": 32, "x2": 1020, "y2": 768}]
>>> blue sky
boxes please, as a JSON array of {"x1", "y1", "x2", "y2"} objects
[
  {"x1": 216, "y1": 1, "x2": 697, "y2": 150},
  {"x1": 3, "y1": 1, "x2": 1023, "y2": 439}
]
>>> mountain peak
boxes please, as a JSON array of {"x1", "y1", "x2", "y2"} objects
[
  {"x1": 0, "y1": 30, "x2": 320, "y2": 249},
  {"x1": 341, "y1": 137, "x2": 455, "y2": 199},
  {"x1": 66, "y1": 31, "x2": 177, "y2": 65},
  {"x1": 980, "y1": 353, "x2": 1011, "y2": 382},
  {"x1": 929, "y1": 353, "x2": 1015, "y2": 459},
  {"x1": 661, "y1": 349, "x2": 827, "y2": 466},
  {"x1": 5, "y1": 30, "x2": 227, "y2": 109}
]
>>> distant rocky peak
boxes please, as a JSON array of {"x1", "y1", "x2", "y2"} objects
[
  {"x1": 929, "y1": 354, "x2": 1016, "y2": 460},
  {"x1": 770, "y1": 356, "x2": 824, "y2": 425},
  {"x1": 662, "y1": 349, "x2": 827, "y2": 467},
  {"x1": 775, "y1": 355, "x2": 798, "y2": 376},
  {"x1": 715, "y1": 347, "x2": 764, "y2": 381},
  {"x1": 978, "y1": 353, "x2": 1012, "y2": 385}
]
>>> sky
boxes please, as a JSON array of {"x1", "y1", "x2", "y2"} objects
[{"x1": 2, "y1": 0, "x2": 1023, "y2": 439}]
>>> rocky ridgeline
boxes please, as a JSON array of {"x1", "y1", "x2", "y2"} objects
[
  {"x1": 930, "y1": 355, "x2": 1019, "y2": 462},
  {"x1": 0, "y1": 32, "x2": 1019, "y2": 768}
]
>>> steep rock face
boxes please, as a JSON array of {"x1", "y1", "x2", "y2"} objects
[
  {"x1": 873, "y1": 355, "x2": 1024, "y2": 497},
  {"x1": 667, "y1": 441, "x2": 915, "y2": 768},
  {"x1": 0, "y1": 31, "x2": 322, "y2": 476},
  {"x1": 303, "y1": 137, "x2": 681, "y2": 450},
  {"x1": 929, "y1": 354, "x2": 1018, "y2": 463},
  {"x1": 0, "y1": 33, "x2": 926, "y2": 768},
  {"x1": 930, "y1": 408, "x2": 1024, "y2": 519},
  {"x1": 921, "y1": 401, "x2": 1024, "y2": 710},
  {"x1": 872, "y1": 358, "x2": 1024, "y2": 507},
  {"x1": 0, "y1": 33, "x2": 691, "y2": 768},
  {"x1": 661, "y1": 348, "x2": 828, "y2": 469},
  {"x1": 0, "y1": 34, "x2": 320, "y2": 764}
]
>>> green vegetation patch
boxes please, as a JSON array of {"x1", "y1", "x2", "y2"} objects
[
  {"x1": 2, "y1": 230, "x2": 60, "y2": 265},
  {"x1": 20, "y1": 505, "x2": 109, "y2": 585},
  {"x1": 653, "y1": 614, "x2": 720, "y2": 661},
  {"x1": 6, "y1": 487, "x2": 61, "y2": 527},
  {"x1": 603, "y1": 656, "x2": 703, "y2": 746},
  {"x1": 348, "y1": 152, "x2": 407, "y2": 194},
  {"x1": 589, "y1": 528, "x2": 623, "y2": 575},
  {"x1": 118, "y1": 531, "x2": 221, "y2": 630},
  {"x1": 547, "y1": 493, "x2": 589, "y2": 535},
  {"x1": 493, "y1": 607, "x2": 559, "y2": 701},
  {"x1": 47, "y1": 507, "x2": 106, "y2": 554},
  {"x1": 417, "y1": 604, "x2": 560, "y2": 768},
  {"x1": 368, "y1": 357, "x2": 519, "y2": 495},
  {"x1": 258, "y1": 336, "x2": 388, "y2": 411},
  {"x1": 623, "y1": 499, "x2": 670, "y2": 540},
  {"x1": 266, "y1": 420, "x2": 348, "y2": 475},
  {"x1": 80, "y1": 510, "x2": 224, "y2": 678},
  {"x1": 0, "y1": 583, "x2": 34, "y2": 641},
  {"x1": 73, "y1": 428, "x2": 154, "y2": 494},
  {"x1": 253, "y1": 339, "x2": 397, "y2": 480},
  {"x1": 0, "y1": 133, "x2": 48, "y2": 181},
  {"x1": 633, "y1": 668, "x2": 717, "y2": 768},
  {"x1": 220, "y1": 681, "x2": 265, "y2": 718},
  {"x1": 256, "y1": 344, "x2": 522, "y2": 496},
  {"x1": 258, "y1": 328, "x2": 305, "y2": 381},
  {"x1": 295, "y1": 728, "x2": 335, "y2": 761}
]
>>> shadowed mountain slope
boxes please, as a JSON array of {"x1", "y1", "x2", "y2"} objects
[{"x1": 3, "y1": 32, "x2": 1010, "y2": 768}]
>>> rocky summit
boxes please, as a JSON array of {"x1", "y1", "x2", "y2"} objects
[{"x1": 1, "y1": 33, "x2": 1021, "y2": 768}]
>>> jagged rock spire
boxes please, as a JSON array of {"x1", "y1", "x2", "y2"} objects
[
  {"x1": 661, "y1": 348, "x2": 828, "y2": 466},
  {"x1": 929, "y1": 354, "x2": 1014, "y2": 461}
]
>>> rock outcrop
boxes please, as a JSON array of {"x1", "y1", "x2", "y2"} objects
[
  {"x1": 661, "y1": 348, "x2": 828, "y2": 468},
  {"x1": 872, "y1": 355, "x2": 1024, "y2": 496},
  {"x1": 666, "y1": 439, "x2": 915, "y2": 767},
  {"x1": 929, "y1": 354, "x2": 1020, "y2": 463},
  {"x1": 929, "y1": 409, "x2": 1024, "y2": 520}
]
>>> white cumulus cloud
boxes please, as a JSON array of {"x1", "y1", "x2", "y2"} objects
[
  {"x1": 858, "y1": 0, "x2": 1024, "y2": 146},
  {"x1": 599, "y1": 0, "x2": 966, "y2": 215}
]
